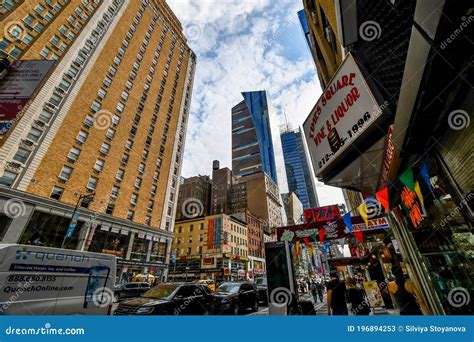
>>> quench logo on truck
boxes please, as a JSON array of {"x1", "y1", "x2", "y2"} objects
[{"x1": 15, "y1": 247, "x2": 90, "y2": 263}]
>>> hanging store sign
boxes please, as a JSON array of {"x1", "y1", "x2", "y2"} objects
[
  {"x1": 0, "y1": 60, "x2": 55, "y2": 140},
  {"x1": 304, "y1": 205, "x2": 341, "y2": 223},
  {"x1": 351, "y1": 216, "x2": 390, "y2": 232},
  {"x1": 303, "y1": 53, "x2": 383, "y2": 175},
  {"x1": 201, "y1": 257, "x2": 217, "y2": 269}
]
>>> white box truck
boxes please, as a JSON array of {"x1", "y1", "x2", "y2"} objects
[{"x1": 0, "y1": 244, "x2": 116, "y2": 315}]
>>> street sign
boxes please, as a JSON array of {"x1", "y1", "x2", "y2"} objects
[{"x1": 303, "y1": 53, "x2": 383, "y2": 176}]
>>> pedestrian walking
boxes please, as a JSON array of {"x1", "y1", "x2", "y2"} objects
[
  {"x1": 346, "y1": 277, "x2": 371, "y2": 315},
  {"x1": 317, "y1": 281, "x2": 324, "y2": 302},
  {"x1": 310, "y1": 282, "x2": 319, "y2": 303},
  {"x1": 388, "y1": 266, "x2": 426, "y2": 315},
  {"x1": 326, "y1": 271, "x2": 348, "y2": 315}
]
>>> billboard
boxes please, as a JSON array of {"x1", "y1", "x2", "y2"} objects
[
  {"x1": 0, "y1": 60, "x2": 55, "y2": 139},
  {"x1": 303, "y1": 53, "x2": 382, "y2": 175}
]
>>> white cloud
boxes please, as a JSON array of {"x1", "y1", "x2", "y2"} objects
[{"x1": 167, "y1": 0, "x2": 344, "y2": 208}]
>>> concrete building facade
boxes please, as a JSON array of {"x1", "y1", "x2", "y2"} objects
[{"x1": 0, "y1": 0, "x2": 196, "y2": 282}]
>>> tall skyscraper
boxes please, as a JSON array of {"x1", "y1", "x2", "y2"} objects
[
  {"x1": 280, "y1": 127, "x2": 318, "y2": 209},
  {"x1": 231, "y1": 90, "x2": 277, "y2": 183},
  {"x1": 0, "y1": 0, "x2": 196, "y2": 280}
]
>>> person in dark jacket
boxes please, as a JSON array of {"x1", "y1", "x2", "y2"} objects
[
  {"x1": 326, "y1": 271, "x2": 348, "y2": 315},
  {"x1": 389, "y1": 266, "x2": 425, "y2": 315},
  {"x1": 346, "y1": 277, "x2": 371, "y2": 315}
]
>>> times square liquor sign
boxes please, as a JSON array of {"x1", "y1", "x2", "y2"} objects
[{"x1": 303, "y1": 53, "x2": 383, "y2": 176}]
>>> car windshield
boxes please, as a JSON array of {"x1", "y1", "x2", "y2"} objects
[
  {"x1": 216, "y1": 283, "x2": 240, "y2": 293},
  {"x1": 255, "y1": 278, "x2": 267, "y2": 286},
  {"x1": 143, "y1": 284, "x2": 178, "y2": 299}
]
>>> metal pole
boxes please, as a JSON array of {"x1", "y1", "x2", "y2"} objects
[{"x1": 61, "y1": 193, "x2": 95, "y2": 249}]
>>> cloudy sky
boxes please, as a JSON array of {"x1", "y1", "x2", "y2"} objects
[{"x1": 167, "y1": 0, "x2": 345, "y2": 206}]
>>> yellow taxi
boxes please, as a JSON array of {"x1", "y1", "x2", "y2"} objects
[{"x1": 195, "y1": 279, "x2": 216, "y2": 292}]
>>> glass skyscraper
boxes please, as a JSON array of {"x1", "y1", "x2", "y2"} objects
[
  {"x1": 280, "y1": 128, "x2": 319, "y2": 209},
  {"x1": 231, "y1": 91, "x2": 278, "y2": 183}
]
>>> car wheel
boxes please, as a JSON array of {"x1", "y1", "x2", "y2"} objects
[
  {"x1": 232, "y1": 303, "x2": 240, "y2": 315},
  {"x1": 113, "y1": 294, "x2": 120, "y2": 303}
]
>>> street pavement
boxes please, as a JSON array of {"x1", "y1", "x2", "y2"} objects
[{"x1": 248, "y1": 293, "x2": 399, "y2": 316}]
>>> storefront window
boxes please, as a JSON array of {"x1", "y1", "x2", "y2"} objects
[
  {"x1": 19, "y1": 211, "x2": 83, "y2": 249},
  {"x1": 0, "y1": 214, "x2": 12, "y2": 240},
  {"x1": 130, "y1": 234, "x2": 148, "y2": 261},
  {"x1": 88, "y1": 227, "x2": 129, "y2": 259},
  {"x1": 395, "y1": 157, "x2": 473, "y2": 314},
  {"x1": 149, "y1": 239, "x2": 167, "y2": 263}
]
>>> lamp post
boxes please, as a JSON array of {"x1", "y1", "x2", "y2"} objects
[{"x1": 61, "y1": 192, "x2": 95, "y2": 249}]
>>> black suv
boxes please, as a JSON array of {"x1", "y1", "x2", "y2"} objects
[
  {"x1": 113, "y1": 282, "x2": 150, "y2": 302},
  {"x1": 114, "y1": 283, "x2": 213, "y2": 315},
  {"x1": 212, "y1": 282, "x2": 259, "y2": 315}
]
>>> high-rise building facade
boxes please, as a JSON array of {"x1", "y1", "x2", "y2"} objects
[
  {"x1": 300, "y1": 0, "x2": 343, "y2": 88},
  {"x1": 231, "y1": 91, "x2": 277, "y2": 183},
  {"x1": 0, "y1": 0, "x2": 196, "y2": 282},
  {"x1": 281, "y1": 192, "x2": 304, "y2": 225},
  {"x1": 170, "y1": 213, "x2": 248, "y2": 281},
  {"x1": 176, "y1": 175, "x2": 212, "y2": 221},
  {"x1": 280, "y1": 127, "x2": 319, "y2": 209}
]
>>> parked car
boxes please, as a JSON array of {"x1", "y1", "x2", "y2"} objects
[
  {"x1": 114, "y1": 283, "x2": 213, "y2": 315},
  {"x1": 194, "y1": 279, "x2": 216, "y2": 292},
  {"x1": 212, "y1": 282, "x2": 259, "y2": 315},
  {"x1": 254, "y1": 278, "x2": 268, "y2": 304},
  {"x1": 114, "y1": 282, "x2": 150, "y2": 302}
]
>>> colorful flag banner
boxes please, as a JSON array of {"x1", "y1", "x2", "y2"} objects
[
  {"x1": 319, "y1": 227, "x2": 325, "y2": 243},
  {"x1": 375, "y1": 186, "x2": 390, "y2": 212},
  {"x1": 295, "y1": 241, "x2": 300, "y2": 257},
  {"x1": 323, "y1": 242, "x2": 330, "y2": 253},
  {"x1": 358, "y1": 201, "x2": 369, "y2": 225},
  {"x1": 400, "y1": 167, "x2": 415, "y2": 192},
  {"x1": 414, "y1": 181, "x2": 425, "y2": 207},
  {"x1": 354, "y1": 231, "x2": 364, "y2": 243},
  {"x1": 343, "y1": 212, "x2": 352, "y2": 233},
  {"x1": 420, "y1": 162, "x2": 433, "y2": 192}
]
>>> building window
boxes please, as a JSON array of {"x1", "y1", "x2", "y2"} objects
[
  {"x1": 13, "y1": 148, "x2": 30, "y2": 163},
  {"x1": 94, "y1": 159, "x2": 105, "y2": 172},
  {"x1": 106, "y1": 204, "x2": 115, "y2": 215},
  {"x1": 127, "y1": 210, "x2": 134, "y2": 221},
  {"x1": 147, "y1": 200, "x2": 154, "y2": 210},
  {"x1": 50, "y1": 187, "x2": 64, "y2": 200},
  {"x1": 59, "y1": 165, "x2": 73, "y2": 180},
  {"x1": 27, "y1": 128, "x2": 42, "y2": 142},
  {"x1": 130, "y1": 193, "x2": 138, "y2": 205},
  {"x1": 87, "y1": 176, "x2": 98, "y2": 191},
  {"x1": 144, "y1": 216, "x2": 151, "y2": 226},
  {"x1": 100, "y1": 142, "x2": 110, "y2": 155},
  {"x1": 68, "y1": 147, "x2": 81, "y2": 162},
  {"x1": 0, "y1": 171, "x2": 18, "y2": 186},
  {"x1": 116, "y1": 169, "x2": 125, "y2": 181},
  {"x1": 134, "y1": 177, "x2": 142, "y2": 189},
  {"x1": 76, "y1": 130, "x2": 88, "y2": 144}
]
